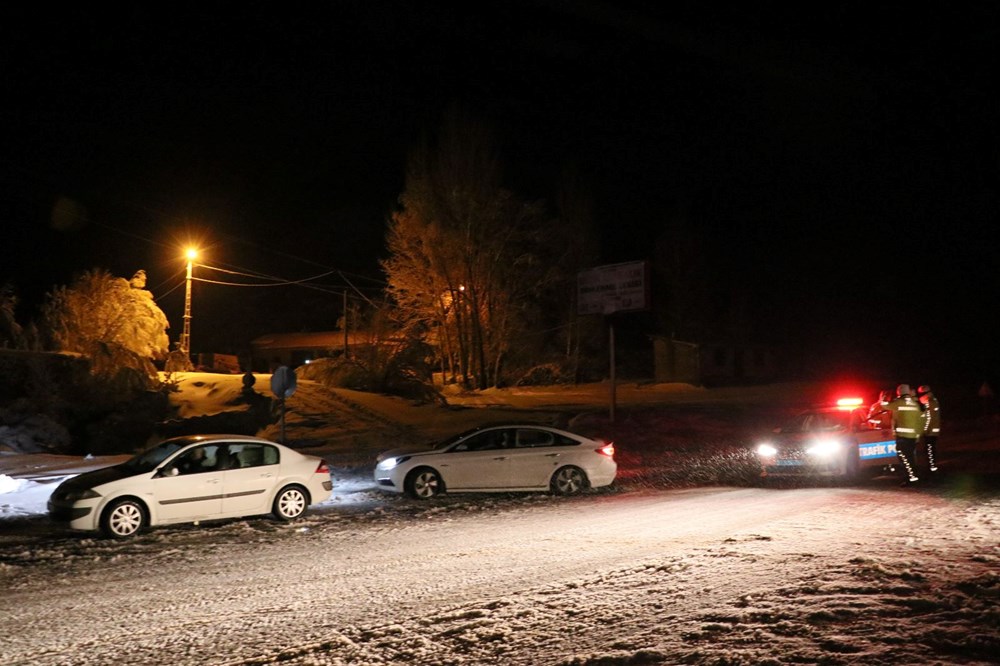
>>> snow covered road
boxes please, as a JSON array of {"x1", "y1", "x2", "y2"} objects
[{"x1": 2, "y1": 479, "x2": 999, "y2": 665}]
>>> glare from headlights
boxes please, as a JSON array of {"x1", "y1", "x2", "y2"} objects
[
  {"x1": 756, "y1": 443, "x2": 777, "y2": 457},
  {"x1": 806, "y1": 439, "x2": 842, "y2": 458},
  {"x1": 377, "y1": 455, "x2": 410, "y2": 470}
]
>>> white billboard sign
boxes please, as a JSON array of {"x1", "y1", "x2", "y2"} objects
[{"x1": 577, "y1": 260, "x2": 650, "y2": 315}]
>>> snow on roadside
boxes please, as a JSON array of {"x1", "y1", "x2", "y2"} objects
[{"x1": 0, "y1": 474, "x2": 73, "y2": 518}]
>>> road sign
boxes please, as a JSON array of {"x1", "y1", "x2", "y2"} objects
[
  {"x1": 577, "y1": 260, "x2": 650, "y2": 315},
  {"x1": 270, "y1": 366, "x2": 297, "y2": 399}
]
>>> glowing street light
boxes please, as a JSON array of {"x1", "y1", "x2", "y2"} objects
[{"x1": 180, "y1": 248, "x2": 198, "y2": 358}]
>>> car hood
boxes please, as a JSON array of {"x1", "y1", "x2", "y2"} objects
[
  {"x1": 56, "y1": 464, "x2": 139, "y2": 492},
  {"x1": 376, "y1": 446, "x2": 437, "y2": 462},
  {"x1": 771, "y1": 431, "x2": 846, "y2": 447}
]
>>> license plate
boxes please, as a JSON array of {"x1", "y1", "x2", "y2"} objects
[{"x1": 776, "y1": 459, "x2": 804, "y2": 466}]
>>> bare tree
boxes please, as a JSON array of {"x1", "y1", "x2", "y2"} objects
[
  {"x1": 383, "y1": 111, "x2": 549, "y2": 388},
  {"x1": 1, "y1": 282, "x2": 24, "y2": 349},
  {"x1": 549, "y1": 168, "x2": 603, "y2": 381}
]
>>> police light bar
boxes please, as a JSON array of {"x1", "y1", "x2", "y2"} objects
[{"x1": 836, "y1": 397, "x2": 864, "y2": 409}]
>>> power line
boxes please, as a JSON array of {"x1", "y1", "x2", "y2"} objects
[{"x1": 196, "y1": 263, "x2": 338, "y2": 286}]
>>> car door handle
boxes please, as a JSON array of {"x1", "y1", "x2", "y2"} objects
[
  {"x1": 207, "y1": 478, "x2": 221, "y2": 484},
  {"x1": 493, "y1": 456, "x2": 507, "y2": 461},
  {"x1": 544, "y1": 453, "x2": 560, "y2": 457}
]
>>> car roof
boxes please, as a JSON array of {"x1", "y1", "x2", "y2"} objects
[
  {"x1": 455, "y1": 423, "x2": 566, "y2": 435},
  {"x1": 163, "y1": 434, "x2": 280, "y2": 447},
  {"x1": 800, "y1": 405, "x2": 864, "y2": 415}
]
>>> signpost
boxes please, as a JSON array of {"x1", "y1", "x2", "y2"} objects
[
  {"x1": 577, "y1": 260, "x2": 650, "y2": 316},
  {"x1": 577, "y1": 261, "x2": 650, "y2": 424},
  {"x1": 270, "y1": 366, "x2": 297, "y2": 444}
]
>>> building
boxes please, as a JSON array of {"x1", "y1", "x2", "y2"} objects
[
  {"x1": 249, "y1": 330, "x2": 371, "y2": 370},
  {"x1": 651, "y1": 336, "x2": 779, "y2": 386}
]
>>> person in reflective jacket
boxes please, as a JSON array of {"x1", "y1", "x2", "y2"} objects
[
  {"x1": 916, "y1": 385, "x2": 941, "y2": 473},
  {"x1": 880, "y1": 384, "x2": 923, "y2": 485}
]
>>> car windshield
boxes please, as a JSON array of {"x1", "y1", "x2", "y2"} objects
[
  {"x1": 782, "y1": 412, "x2": 847, "y2": 433},
  {"x1": 433, "y1": 427, "x2": 495, "y2": 451},
  {"x1": 119, "y1": 440, "x2": 188, "y2": 473}
]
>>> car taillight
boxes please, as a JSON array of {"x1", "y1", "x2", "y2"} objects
[
  {"x1": 315, "y1": 461, "x2": 330, "y2": 475},
  {"x1": 596, "y1": 442, "x2": 615, "y2": 457}
]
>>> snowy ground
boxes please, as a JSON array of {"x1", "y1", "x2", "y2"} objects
[{"x1": 2, "y1": 376, "x2": 999, "y2": 664}]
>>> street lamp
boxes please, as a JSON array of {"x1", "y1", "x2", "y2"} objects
[{"x1": 180, "y1": 248, "x2": 198, "y2": 359}]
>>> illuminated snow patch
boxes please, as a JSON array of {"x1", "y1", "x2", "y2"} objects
[{"x1": 0, "y1": 474, "x2": 71, "y2": 517}]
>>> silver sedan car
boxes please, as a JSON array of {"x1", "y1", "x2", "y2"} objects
[
  {"x1": 48, "y1": 434, "x2": 333, "y2": 538},
  {"x1": 374, "y1": 424, "x2": 617, "y2": 499}
]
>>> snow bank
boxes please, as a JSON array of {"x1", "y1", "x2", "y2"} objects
[{"x1": 0, "y1": 473, "x2": 70, "y2": 517}]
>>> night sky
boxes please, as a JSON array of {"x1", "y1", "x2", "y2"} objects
[{"x1": 2, "y1": 3, "x2": 997, "y2": 382}]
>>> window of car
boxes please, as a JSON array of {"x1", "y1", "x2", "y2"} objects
[
  {"x1": 513, "y1": 429, "x2": 578, "y2": 448},
  {"x1": 850, "y1": 409, "x2": 875, "y2": 431},
  {"x1": 228, "y1": 443, "x2": 279, "y2": 468},
  {"x1": 123, "y1": 440, "x2": 186, "y2": 473},
  {"x1": 813, "y1": 413, "x2": 846, "y2": 431},
  {"x1": 452, "y1": 430, "x2": 510, "y2": 452},
  {"x1": 171, "y1": 445, "x2": 224, "y2": 475},
  {"x1": 514, "y1": 429, "x2": 554, "y2": 448}
]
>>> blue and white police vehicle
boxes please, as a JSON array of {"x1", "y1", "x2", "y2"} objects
[{"x1": 754, "y1": 398, "x2": 897, "y2": 480}]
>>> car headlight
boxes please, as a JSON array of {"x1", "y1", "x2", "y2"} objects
[
  {"x1": 806, "y1": 439, "x2": 841, "y2": 458},
  {"x1": 756, "y1": 443, "x2": 778, "y2": 457},
  {"x1": 377, "y1": 455, "x2": 411, "y2": 471},
  {"x1": 60, "y1": 488, "x2": 101, "y2": 503}
]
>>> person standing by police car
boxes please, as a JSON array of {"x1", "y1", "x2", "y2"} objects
[
  {"x1": 917, "y1": 385, "x2": 941, "y2": 474},
  {"x1": 881, "y1": 384, "x2": 923, "y2": 485},
  {"x1": 867, "y1": 389, "x2": 893, "y2": 430}
]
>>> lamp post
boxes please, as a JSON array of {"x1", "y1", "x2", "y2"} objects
[{"x1": 180, "y1": 248, "x2": 197, "y2": 359}]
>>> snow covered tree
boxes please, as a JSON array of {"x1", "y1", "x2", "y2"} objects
[{"x1": 42, "y1": 269, "x2": 170, "y2": 379}]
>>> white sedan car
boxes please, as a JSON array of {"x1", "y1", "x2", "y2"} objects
[
  {"x1": 375, "y1": 424, "x2": 617, "y2": 499},
  {"x1": 48, "y1": 434, "x2": 332, "y2": 538}
]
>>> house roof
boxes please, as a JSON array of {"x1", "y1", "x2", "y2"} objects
[{"x1": 250, "y1": 331, "x2": 363, "y2": 350}]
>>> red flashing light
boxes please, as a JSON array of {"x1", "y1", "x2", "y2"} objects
[
  {"x1": 596, "y1": 442, "x2": 616, "y2": 457},
  {"x1": 836, "y1": 397, "x2": 864, "y2": 410}
]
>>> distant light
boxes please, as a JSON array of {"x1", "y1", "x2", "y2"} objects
[{"x1": 185, "y1": 248, "x2": 198, "y2": 261}]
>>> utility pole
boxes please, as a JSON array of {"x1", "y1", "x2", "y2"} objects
[
  {"x1": 343, "y1": 290, "x2": 349, "y2": 358},
  {"x1": 180, "y1": 248, "x2": 197, "y2": 360}
]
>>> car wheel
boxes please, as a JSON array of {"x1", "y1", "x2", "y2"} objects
[
  {"x1": 551, "y1": 466, "x2": 588, "y2": 496},
  {"x1": 100, "y1": 498, "x2": 146, "y2": 539},
  {"x1": 406, "y1": 467, "x2": 443, "y2": 499},
  {"x1": 272, "y1": 485, "x2": 309, "y2": 521}
]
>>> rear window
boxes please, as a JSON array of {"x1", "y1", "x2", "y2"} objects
[
  {"x1": 228, "y1": 443, "x2": 280, "y2": 468},
  {"x1": 515, "y1": 429, "x2": 578, "y2": 448}
]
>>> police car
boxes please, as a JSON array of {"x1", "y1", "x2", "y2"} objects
[{"x1": 754, "y1": 398, "x2": 897, "y2": 480}]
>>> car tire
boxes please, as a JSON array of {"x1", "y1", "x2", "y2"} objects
[
  {"x1": 405, "y1": 467, "x2": 443, "y2": 499},
  {"x1": 551, "y1": 466, "x2": 588, "y2": 496},
  {"x1": 100, "y1": 498, "x2": 147, "y2": 539},
  {"x1": 272, "y1": 485, "x2": 309, "y2": 521}
]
